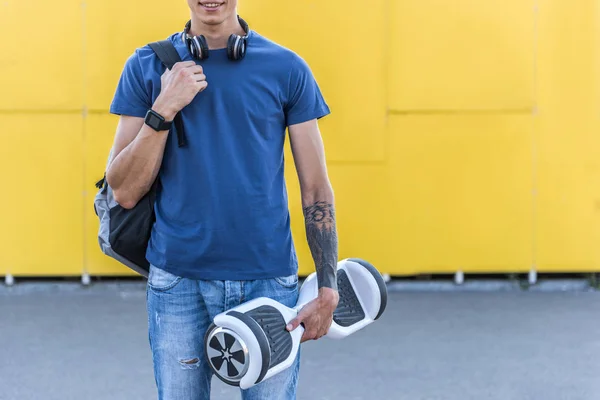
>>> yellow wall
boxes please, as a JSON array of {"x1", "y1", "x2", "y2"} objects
[{"x1": 1, "y1": 0, "x2": 599, "y2": 277}]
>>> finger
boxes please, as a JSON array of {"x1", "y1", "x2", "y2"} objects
[
  {"x1": 313, "y1": 327, "x2": 325, "y2": 340},
  {"x1": 188, "y1": 65, "x2": 204, "y2": 74},
  {"x1": 172, "y1": 61, "x2": 197, "y2": 70},
  {"x1": 309, "y1": 319, "x2": 331, "y2": 341},
  {"x1": 286, "y1": 316, "x2": 303, "y2": 332},
  {"x1": 320, "y1": 320, "x2": 332, "y2": 337},
  {"x1": 196, "y1": 81, "x2": 208, "y2": 92},
  {"x1": 300, "y1": 330, "x2": 309, "y2": 342},
  {"x1": 194, "y1": 73, "x2": 206, "y2": 82},
  {"x1": 301, "y1": 328, "x2": 318, "y2": 343}
]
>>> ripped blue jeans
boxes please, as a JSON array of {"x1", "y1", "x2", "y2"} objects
[{"x1": 146, "y1": 264, "x2": 301, "y2": 400}]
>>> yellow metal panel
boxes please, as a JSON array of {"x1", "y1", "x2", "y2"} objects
[
  {"x1": 388, "y1": 0, "x2": 535, "y2": 111},
  {"x1": 384, "y1": 115, "x2": 533, "y2": 274},
  {"x1": 534, "y1": 0, "x2": 600, "y2": 272},
  {"x1": 85, "y1": 0, "x2": 189, "y2": 111},
  {"x1": 84, "y1": 113, "x2": 139, "y2": 276},
  {"x1": 535, "y1": 116, "x2": 600, "y2": 272},
  {"x1": 240, "y1": 1, "x2": 387, "y2": 162},
  {"x1": 0, "y1": 0, "x2": 83, "y2": 110},
  {"x1": 283, "y1": 142, "x2": 390, "y2": 276},
  {"x1": 4, "y1": 0, "x2": 600, "y2": 278},
  {"x1": 0, "y1": 115, "x2": 83, "y2": 276}
]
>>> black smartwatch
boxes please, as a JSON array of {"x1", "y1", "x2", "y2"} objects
[{"x1": 145, "y1": 109, "x2": 173, "y2": 132}]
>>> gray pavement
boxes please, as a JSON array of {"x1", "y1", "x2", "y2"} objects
[{"x1": 1, "y1": 283, "x2": 599, "y2": 400}]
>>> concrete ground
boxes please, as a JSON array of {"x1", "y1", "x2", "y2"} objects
[{"x1": 1, "y1": 282, "x2": 599, "y2": 400}]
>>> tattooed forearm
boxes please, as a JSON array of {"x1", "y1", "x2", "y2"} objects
[{"x1": 303, "y1": 201, "x2": 338, "y2": 291}]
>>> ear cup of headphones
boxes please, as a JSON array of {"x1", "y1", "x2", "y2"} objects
[
  {"x1": 188, "y1": 35, "x2": 209, "y2": 60},
  {"x1": 227, "y1": 34, "x2": 247, "y2": 61}
]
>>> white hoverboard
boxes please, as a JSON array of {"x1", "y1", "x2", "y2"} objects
[{"x1": 204, "y1": 258, "x2": 388, "y2": 390}]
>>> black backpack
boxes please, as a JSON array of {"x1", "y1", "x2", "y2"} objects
[{"x1": 93, "y1": 40, "x2": 187, "y2": 277}]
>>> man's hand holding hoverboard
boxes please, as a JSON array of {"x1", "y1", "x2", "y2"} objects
[
  {"x1": 285, "y1": 286, "x2": 339, "y2": 343},
  {"x1": 204, "y1": 258, "x2": 388, "y2": 389}
]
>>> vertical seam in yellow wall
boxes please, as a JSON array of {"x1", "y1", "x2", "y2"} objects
[
  {"x1": 383, "y1": 0, "x2": 391, "y2": 165},
  {"x1": 531, "y1": 0, "x2": 539, "y2": 273},
  {"x1": 81, "y1": 0, "x2": 88, "y2": 278}
]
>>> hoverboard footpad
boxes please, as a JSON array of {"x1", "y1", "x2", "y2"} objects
[
  {"x1": 246, "y1": 305, "x2": 293, "y2": 369},
  {"x1": 333, "y1": 269, "x2": 366, "y2": 327}
]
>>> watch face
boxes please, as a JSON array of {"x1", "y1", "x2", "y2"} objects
[{"x1": 147, "y1": 113, "x2": 162, "y2": 127}]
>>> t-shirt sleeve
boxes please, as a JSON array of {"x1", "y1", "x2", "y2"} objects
[
  {"x1": 109, "y1": 51, "x2": 152, "y2": 118},
  {"x1": 284, "y1": 54, "x2": 330, "y2": 126}
]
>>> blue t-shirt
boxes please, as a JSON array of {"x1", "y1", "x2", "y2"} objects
[{"x1": 109, "y1": 29, "x2": 330, "y2": 280}]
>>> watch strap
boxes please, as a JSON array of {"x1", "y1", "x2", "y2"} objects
[{"x1": 145, "y1": 109, "x2": 173, "y2": 132}]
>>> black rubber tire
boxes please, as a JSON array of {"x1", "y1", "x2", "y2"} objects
[
  {"x1": 347, "y1": 258, "x2": 388, "y2": 320},
  {"x1": 226, "y1": 311, "x2": 271, "y2": 385}
]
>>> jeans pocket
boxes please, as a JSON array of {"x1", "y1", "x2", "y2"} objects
[
  {"x1": 274, "y1": 273, "x2": 299, "y2": 289},
  {"x1": 148, "y1": 265, "x2": 183, "y2": 291}
]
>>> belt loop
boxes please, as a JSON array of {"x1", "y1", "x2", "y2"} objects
[{"x1": 240, "y1": 281, "x2": 245, "y2": 304}]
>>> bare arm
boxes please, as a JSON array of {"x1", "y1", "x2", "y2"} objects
[
  {"x1": 106, "y1": 105, "x2": 172, "y2": 209},
  {"x1": 289, "y1": 119, "x2": 338, "y2": 291},
  {"x1": 106, "y1": 60, "x2": 208, "y2": 209},
  {"x1": 285, "y1": 119, "x2": 339, "y2": 342}
]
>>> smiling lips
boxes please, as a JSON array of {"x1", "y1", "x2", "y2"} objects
[{"x1": 200, "y1": 2, "x2": 223, "y2": 10}]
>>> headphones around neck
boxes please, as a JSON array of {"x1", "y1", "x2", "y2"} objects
[{"x1": 183, "y1": 16, "x2": 250, "y2": 61}]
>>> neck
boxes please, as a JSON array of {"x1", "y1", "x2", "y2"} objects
[{"x1": 188, "y1": 14, "x2": 246, "y2": 49}]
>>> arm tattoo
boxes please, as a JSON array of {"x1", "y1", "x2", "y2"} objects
[{"x1": 303, "y1": 201, "x2": 338, "y2": 291}]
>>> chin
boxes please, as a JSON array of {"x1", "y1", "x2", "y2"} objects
[
  {"x1": 198, "y1": 15, "x2": 226, "y2": 26},
  {"x1": 190, "y1": 1, "x2": 234, "y2": 24}
]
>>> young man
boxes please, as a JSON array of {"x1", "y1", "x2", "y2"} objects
[{"x1": 105, "y1": 0, "x2": 338, "y2": 399}]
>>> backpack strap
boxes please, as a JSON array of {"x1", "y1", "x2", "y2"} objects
[
  {"x1": 149, "y1": 40, "x2": 182, "y2": 70},
  {"x1": 148, "y1": 40, "x2": 187, "y2": 147}
]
